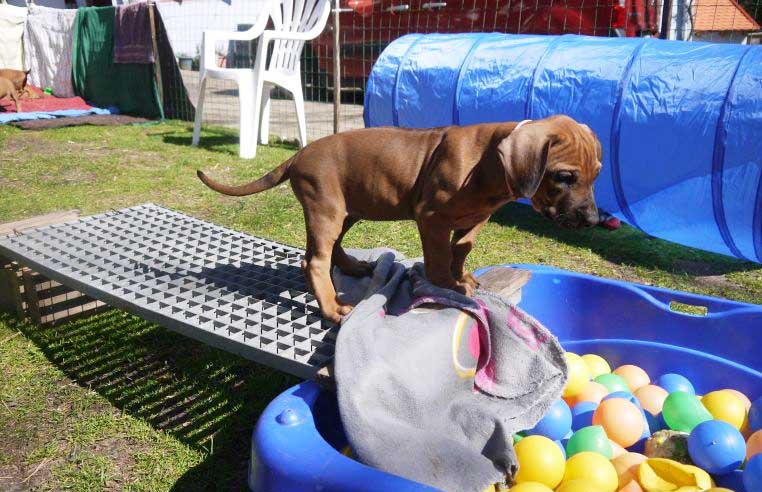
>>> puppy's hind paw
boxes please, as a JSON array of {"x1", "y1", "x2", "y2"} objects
[{"x1": 453, "y1": 282, "x2": 475, "y2": 298}]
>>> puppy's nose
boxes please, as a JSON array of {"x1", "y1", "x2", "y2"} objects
[{"x1": 577, "y1": 206, "x2": 598, "y2": 228}]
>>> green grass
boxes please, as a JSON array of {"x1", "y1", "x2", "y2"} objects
[{"x1": 0, "y1": 121, "x2": 760, "y2": 490}]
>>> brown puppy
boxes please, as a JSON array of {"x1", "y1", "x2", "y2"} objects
[
  {"x1": 0, "y1": 77, "x2": 21, "y2": 112},
  {"x1": 0, "y1": 69, "x2": 30, "y2": 91},
  {"x1": 198, "y1": 115, "x2": 602, "y2": 322}
]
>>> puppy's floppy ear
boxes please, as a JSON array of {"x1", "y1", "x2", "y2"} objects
[{"x1": 497, "y1": 122, "x2": 556, "y2": 198}]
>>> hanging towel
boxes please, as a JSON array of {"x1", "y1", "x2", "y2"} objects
[
  {"x1": 0, "y1": 3, "x2": 26, "y2": 71},
  {"x1": 114, "y1": 3, "x2": 154, "y2": 64},
  {"x1": 23, "y1": 5, "x2": 77, "y2": 98},
  {"x1": 333, "y1": 249, "x2": 568, "y2": 492},
  {"x1": 72, "y1": 6, "x2": 163, "y2": 119}
]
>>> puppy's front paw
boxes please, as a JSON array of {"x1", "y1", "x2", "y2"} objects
[
  {"x1": 320, "y1": 302, "x2": 353, "y2": 324},
  {"x1": 458, "y1": 271, "x2": 480, "y2": 290},
  {"x1": 453, "y1": 282, "x2": 475, "y2": 297}
]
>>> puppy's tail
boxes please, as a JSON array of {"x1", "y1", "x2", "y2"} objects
[{"x1": 197, "y1": 156, "x2": 294, "y2": 197}]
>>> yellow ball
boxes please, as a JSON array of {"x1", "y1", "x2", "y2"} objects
[
  {"x1": 581, "y1": 354, "x2": 611, "y2": 378},
  {"x1": 556, "y1": 479, "x2": 606, "y2": 492},
  {"x1": 508, "y1": 482, "x2": 553, "y2": 492},
  {"x1": 702, "y1": 390, "x2": 748, "y2": 430},
  {"x1": 562, "y1": 452, "x2": 619, "y2": 492},
  {"x1": 514, "y1": 435, "x2": 565, "y2": 489},
  {"x1": 564, "y1": 353, "x2": 592, "y2": 398}
]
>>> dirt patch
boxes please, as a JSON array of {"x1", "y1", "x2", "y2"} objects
[{"x1": 674, "y1": 259, "x2": 740, "y2": 290}]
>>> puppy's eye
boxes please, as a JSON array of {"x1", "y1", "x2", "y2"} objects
[{"x1": 554, "y1": 171, "x2": 576, "y2": 185}]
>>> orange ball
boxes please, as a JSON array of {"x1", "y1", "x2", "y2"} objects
[
  {"x1": 569, "y1": 381, "x2": 610, "y2": 406},
  {"x1": 613, "y1": 365, "x2": 650, "y2": 392},
  {"x1": 634, "y1": 385, "x2": 669, "y2": 416},
  {"x1": 592, "y1": 399, "x2": 644, "y2": 448},
  {"x1": 611, "y1": 452, "x2": 647, "y2": 489},
  {"x1": 618, "y1": 480, "x2": 644, "y2": 492},
  {"x1": 748, "y1": 430, "x2": 762, "y2": 461},
  {"x1": 610, "y1": 440, "x2": 627, "y2": 459}
]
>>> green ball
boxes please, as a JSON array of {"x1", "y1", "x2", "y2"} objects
[
  {"x1": 513, "y1": 433, "x2": 525, "y2": 444},
  {"x1": 565, "y1": 425, "x2": 613, "y2": 459},
  {"x1": 594, "y1": 373, "x2": 629, "y2": 394},
  {"x1": 662, "y1": 391, "x2": 712, "y2": 432}
]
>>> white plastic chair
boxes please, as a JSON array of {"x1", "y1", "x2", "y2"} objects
[{"x1": 191, "y1": 0, "x2": 331, "y2": 159}]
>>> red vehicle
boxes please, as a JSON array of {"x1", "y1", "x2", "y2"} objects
[{"x1": 308, "y1": 0, "x2": 658, "y2": 94}]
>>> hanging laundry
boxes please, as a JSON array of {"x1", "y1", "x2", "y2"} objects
[
  {"x1": 0, "y1": 3, "x2": 26, "y2": 71},
  {"x1": 24, "y1": 5, "x2": 78, "y2": 98},
  {"x1": 114, "y1": 2, "x2": 154, "y2": 64},
  {"x1": 72, "y1": 6, "x2": 163, "y2": 119}
]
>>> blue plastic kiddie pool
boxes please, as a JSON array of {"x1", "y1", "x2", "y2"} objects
[{"x1": 248, "y1": 265, "x2": 762, "y2": 492}]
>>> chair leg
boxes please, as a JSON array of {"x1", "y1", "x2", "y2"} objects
[
  {"x1": 259, "y1": 85, "x2": 271, "y2": 145},
  {"x1": 239, "y1": 78, "x2": 260, "y2": 159},
  {"x1": 192, "y1": 74, "x2": 207, "y2": 147},
  {"x1": 293, "y1": 86, "x2": 307, "y2": 148}
]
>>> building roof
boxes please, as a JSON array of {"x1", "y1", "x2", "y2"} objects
[{"x1": 693, "y1": 0, "x2": 760, "y2": 31}]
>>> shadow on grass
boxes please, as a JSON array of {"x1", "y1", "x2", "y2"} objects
[
  {"x1": 492, "y1": 202, "x2": 757, "y2": 276},
  {"x1": 152, "y1": 126, "x2": 299, "y2": 158},
  {"x1": 7, "y1": 309, "x2": 298, "y2": 491}
]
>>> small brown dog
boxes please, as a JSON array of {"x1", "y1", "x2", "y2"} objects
[
  {"x1": 0, "y1": 69, "x2": 30, "y2": 91},
  {"x1": 199, "y1": 115, "x2": 602, "y2": 322},
  {"x1": 0, "y1": 77, "x2": 21, "y2": 112}
]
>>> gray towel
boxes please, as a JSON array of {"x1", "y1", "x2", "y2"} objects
[{"x1": 333, "y1": 249, "x2": 568, "y2": 492}]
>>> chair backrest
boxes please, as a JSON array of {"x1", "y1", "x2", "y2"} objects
[{"x1": 267, "y1": 0, "x2": 331, "y2": 73}]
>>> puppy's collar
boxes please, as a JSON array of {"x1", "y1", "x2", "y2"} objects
[{"x1": 514, "y1": 119, "x2": 532, "y2": 131}]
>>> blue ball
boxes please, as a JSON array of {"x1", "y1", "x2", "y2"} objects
[
  {"x1": 688, "y1": 420, "x2": 745, "y2": 475},
  {"x1": 716, "y1": 469, "x2": 746, "y2": 492},
  {"x1": 526, "y1": 399, "x2": 572, "y2": 441},
  {"x1": 571, "y1": 401, "x2": 598, "y2": 432},
  {"x1": 603, "y1": 391, "x2": 639, "y2": 406},
  {"x1": 750, "y1": 396, "x2": 762, "y2": 432},
  {"x1": 744, "y1": 454, "x2": 762, "y2": 492},
  {"x1": 656, "y1": 373, "x2": 695, "y2": 395}
]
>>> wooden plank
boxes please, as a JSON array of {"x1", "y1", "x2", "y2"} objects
[
  {"x1": 21, "y1": 269, "x2": 42, "y2": 325},
  {"x1": 0, "y1": 210, "x2": 80, "y2": 236}
]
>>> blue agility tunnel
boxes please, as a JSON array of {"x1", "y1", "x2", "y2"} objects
[{"x1": 364, "y1": 34, "x2": 762, "y2": 263}]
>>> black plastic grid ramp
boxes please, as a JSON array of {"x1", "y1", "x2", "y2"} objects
[{"x1": 0, "y1": 204, "x2": 337, "y2": 378}]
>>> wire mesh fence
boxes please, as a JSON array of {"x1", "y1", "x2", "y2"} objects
[{"x1": 151, "y1": 0, "x2": 761, "y2": 143}]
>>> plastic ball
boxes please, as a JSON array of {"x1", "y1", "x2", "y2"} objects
[
  {"x1": 555, "y1": 479, "x2": 605, "y2": 492},
  {"x1": 618, "y1": 480, "x2": 644, "y2": 492},
  {"x1": 614, "y1": 365, "x2": 651, "y2": 392},
  {"x1": 571, "y1": 401, "x2": 598, "y2": 432},
  {"x1": 662, "y1": 391, "x2": 712, "y2": 432},
  {"x1": 656, "y1": 373, "x2": 695, "y2": 395},
  {"x1": 635, "y1": 385, "x2": 669, "y2": 415},
  {"x1": 722, "y1": 389, "x2": 752, "y2": 410},
  {"x1": 581, "y1": 354, "x2": 611, "y2": 378},
  {"x1": 569, "y1": 381, "x2": 609, "y2": 406},
  {"x1": 513, "y1": 433, "x2": 524, "y2": 444},
  {"x1": 687, "y1": 420, "x2": 745, "y2": 474},
  {"x1": 603, "y1": 391, "x2": 637, "y2": 404},
  {"x1": 593, "y1": 398, "x2": 644, "y2": 448},
  {"x1": 594, "y1": 373, "x2": 629, "y2": 394},
  {"x1": 507, "y1": 482, "x2": 553, "y2": 492},
  {"x1": 526, "y1": 400, "x2": 572, "y2": 441},
  {"x1": 750, "y1": 396, "x2": 762, "y2": 432},
  {"x1": 714, "y1": 469, "x2": 745, "y2": 492},
  {"x1": 566, "y1": 425, "x2": 613, "y2": 459},
  {"x1": 555, "y1": 440, "x2": 567, "y2": 459},
  {"x1": 702, "y1": 390, "x2": 748, "y2": 430},
  {"x1": 747, "y1": 429, "x2": 762, "y2": 461},
  {"x1": 610, "y1": 439, "x2": 626, "y2": 458},
  {"x1": 564, "y1": 353, "x2": 592, "y2": 398},
  {"x1": 562, "y1": 451, "x2": 618, "y2": 492},
  {"x1": 514, "y1": 435, "x2": 565, "y2": 488},
  {"x1": 744, "y1": 454, "x2": 762, "y2": 492},
  {"x1": 611, "y1": 452, "x2": 647, "y2": 490},
  {"x1": 703, "y1": 489, "x2": 735, "y2": 492}
]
